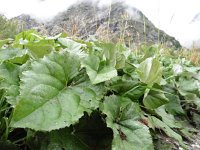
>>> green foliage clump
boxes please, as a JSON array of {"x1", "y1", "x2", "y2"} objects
[{"x1": 0, "y1": 30, "x2": 199, "y2": 150}]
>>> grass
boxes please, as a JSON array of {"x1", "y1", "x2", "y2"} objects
[{"x1": 177, "y1": 48, "x2": 200, "y2": 66}]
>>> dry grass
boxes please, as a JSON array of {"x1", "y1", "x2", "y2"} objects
[
  {"x1": 177, "y1": 48, "x2": 200, "y2": 66},
  {"x1": 156, "y1": 44, "x2": 200, "y2": 66}
]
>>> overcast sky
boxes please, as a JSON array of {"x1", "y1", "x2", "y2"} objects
[{"x1": 0, "y1": 0, "x2": 200, "y2": 48}]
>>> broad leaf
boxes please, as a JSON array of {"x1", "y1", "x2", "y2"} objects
[
  {"x1": 58, "y1": 38, "x2": 87, "y2": 57},
  {"x1": 177, "y1": 77, "x2": 199, "y2": 95},
  {"x1": 94, "y1": 42, "x2": 117, "y2": 67},
  {"x1": 106, "y1": 76, "x2": 145, "y2": 100},
  {"x1": 137, "y1": 57, "x2": 162, "y2": 85},
  {"x1": 0, "y1": 62, "x2": 20, "y2": 106},
  {"x1": 115, "y1": 44, "x2": 131, "y2": 69},
  {"x1": 0, "y1": 49, "x2": 28, "y2": 64},
  {"x1": 143, "y1": 89, "x2": 169, "y2": 109},
  {"x1": 11, "y1": 52, "x2": 103, "y2": 131},
  {"x1": 26, "y1": 40, "x2": 54, "y2": 58},
  {"x1": 148, "y1": 116, "x2": 186, "y2": 149},
  {"x1": 177, "y1": 78, "x2": 200, "y2": 109},
  {"x1": 72, "y1": 83, "x2": 105, "y2": 113},
  {"x1": 155, "y1": 106, "x2": 181, "y2": 128},
  {"x1": 14, "y1": 30, "x2": 43, "y2": 45},
  {"x1": 102, "y1": 95, "x2": 154, "y2": 150},
  {"x1": 82, "y1": 55, "x2": 117, "y2": 84},
  {"x1": 180, "y1": 92, "x2": 200, "y2": 109},
  {"x1": 164, "y1": 85, "x2": 185, "y2": 115}
]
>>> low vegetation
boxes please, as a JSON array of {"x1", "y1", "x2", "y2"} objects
[
  {"x1": 0, "y1": 14, "x2": 22, "y2": 39},
  {"x1": 0, "y1": 30, "x2": 199, "y2": 149}
]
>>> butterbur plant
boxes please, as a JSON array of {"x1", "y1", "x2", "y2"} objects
[{"x1": 0, "y1": 30, "x2": 199, "y2": 150}]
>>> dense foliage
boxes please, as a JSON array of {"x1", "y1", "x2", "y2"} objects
[{"x1": 0, "y1": 30, "x2": 199, "y2": 150}]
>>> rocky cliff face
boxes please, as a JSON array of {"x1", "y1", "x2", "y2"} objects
[{"x1": 13, "y1": 1, "x2": 181, "y2": 49}]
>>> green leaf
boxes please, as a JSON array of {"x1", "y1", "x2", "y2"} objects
[
  {"x1": 82, "y1": 55, "x2": 117, "y2": 84},
  {"x1": 155, "y1": 106, "x2": 181, "y2": 128},
  {"x1": 14, "y1": 30, "x2": 43, "y2": 44},
  {"x1": 177, "y1": 78, "x2": 200, "y2": 109},
  {"x1": 102, "y1": 95, "x2": 154, "y2": 150},
  {"x1": 177, "y1": 77, "x2": 199, "y2": 95},
  {"x1": 180, "y1": 92, "x2": 200, "y2": 109},
  {"x1": 0, "y1": 62, "x2": 20, "y2": 106},
  {"x1": 164, "y1": 85, "x2": 185, "y2": 115},
  {"x1": 115, "y1": 44, "x2": 131, "y2": 69},
  {"x1": 148, "y1": 116, "x2": 186, "y2": 149},
  {"x1": 143, "y1": 89, "x2": 169, "y2": 109},
  {"x1": 94, "y1": 42, "x2": 117, "y2": 67},
  {"x1": 0, "y1": 49, "x2": 28, "y2": 64},
  {"x1": 137, "y1": 57, "x2": 162, "y2": 85},
  {"x1": 11, "y1": 52, "x2": 102, "y2": 131},
  {"x1": 106, "y1": 76, "x2": 145, "y2": 100},
  {"x1": 70, "y1": 81, "x2": 106, "y2": 114},
  {"x1": 26, "y1": 40, "x2": 54, "y2": 58},
  {"x1": 58, "y1": 38, "x2": 87, "y2": 57}
]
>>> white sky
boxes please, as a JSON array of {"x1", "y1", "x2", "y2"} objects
[{"x1": 0, "y1": 0, "x2": 200, "y2": 48}]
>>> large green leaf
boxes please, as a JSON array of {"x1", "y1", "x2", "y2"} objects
[
  {"x1": 0, "y1": 62, "x2": 20, "y2": 106},
  {"x1": 81, "y1": 55, "x2": 117, "y2": 84},
  {"x1": 13, "y1": 30, "x2": 54, "y2": 58},
  {"x1": 143, "y1": 89, "x2": 169, "y2": 109},
  {"x1": 58, "y1": 38, "x2": 87, "y2": 57},
  {"x1": 11, "y1": 52, "x2": 103, "y2": 131},
  {"x1": 94, "y1": 42, "x2": 117, "y2": 67},
  {"x1": 0, "y1": 49, "x2": 28, "y2": 64},
  {"x1": 14, "y1": 30, "x2": 43, "y2": 45},
  {"x1": 102, "y1": 95, "x2": 154, "y2": 150},
  {"x1": 115, "y1": 44, "x2": 131, "y2": 69},
  {"x1": 164, "y1": 85, "x2": 185, "y2": 115},
  {"x1": 106, "y1": 76, "x2": 146, "y2": 100},
  {"x1": 148, "y1": 116, "x2": 186, "y2": 149},
  {"x1": 26, "y1": 40, "x2": 54, "y2": 58},
  {"x1": 71, "y1": 81, "x2": 105, "y2": 113},
  {"x1": 177, "y1": 77, "x2": 199, "y2": 95},
  {"x1": 136, "y1": 57, "x2": 162, "y2": 85},
  {"x1": 155, "y1": 106, "x2": 181, "y2": 128},
  {"x1": 177, "y1": 78, "x2": 200, "y2": 109}
]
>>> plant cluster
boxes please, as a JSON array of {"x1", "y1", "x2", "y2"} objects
[{"x1": 0, "y1": 30, "x2": 199, "y2": 150}]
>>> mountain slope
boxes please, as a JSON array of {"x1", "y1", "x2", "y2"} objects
[{"x1": 13, "y1": 1, "x2": 181, "y2": 49}]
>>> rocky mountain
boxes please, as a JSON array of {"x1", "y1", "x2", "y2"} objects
[{"x1": 13, "y1": 1, "x2": 181, "y2": 49}]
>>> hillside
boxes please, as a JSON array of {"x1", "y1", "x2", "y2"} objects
[{"x1": 13, "y1": 1, "x2": 181, "y2": 49}]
